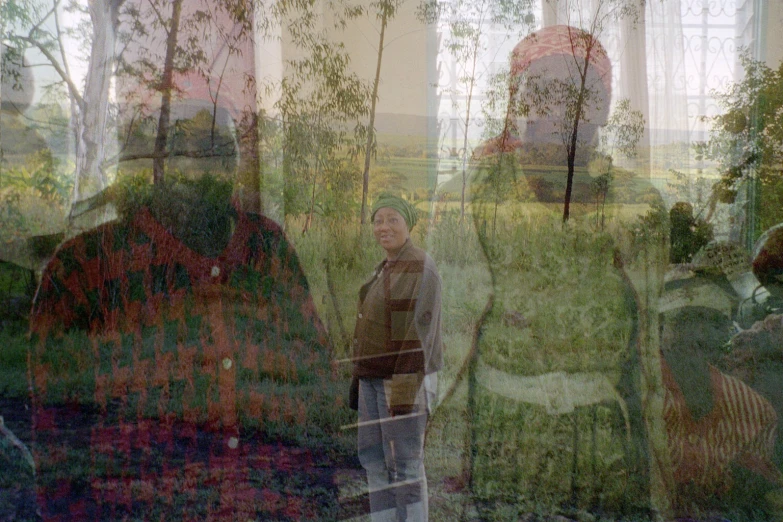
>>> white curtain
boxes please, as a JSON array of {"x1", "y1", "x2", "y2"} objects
[
  {"x1": 540, "y1": 0, "x2": 690, "y2": 183},
  {"x1": 644, "y1": 0, "x2": 689, "y2": 185}
]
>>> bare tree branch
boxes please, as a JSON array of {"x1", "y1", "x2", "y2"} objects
[
  {"x1": 53, "y1": 0, "x2": 73, "y2": 85},
  {"x1": 16, "y1": 35, "x2": 85, "y2": 109},
  {"x1": 146, "y1": 0, "x2": 170, "y2": 37},
  {"x1": 27, "y1": 2, "x2": 58, "y2": 38}
]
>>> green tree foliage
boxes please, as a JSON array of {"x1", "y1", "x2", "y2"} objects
[
  {"x1": 593, "y1": 98, "x2": 645, "y2": 229},
  {"x1": 668, "y1": 201, "x2": 714, "y2": 264},
  {"x1": 0, "y1": 150, "x2": 72, "y2": 242},
  {"x1": 114, "y1": 0, "x2": 254, "y2": 187},
  {"x1": 601, "y1": 98, "x2": 645, "y2": 160},
  {"x1": 2, "y1": 0, "x2": 126, "y2": 218},
  {"x1": 359, "y1": 0, "x2": 408, "y2": 224},
  {"x1": 276, "y1": 21, "x2": 371, "y2": 231},
  {"x1": 471, "y1": 68, "x2": 517, "y2": 236},
  {"x1": 697, "y1": 53, "x2": 783, "y2": 238},
  {"x1": 0, "y1": 113, "x2": 49, "y2": 157}
]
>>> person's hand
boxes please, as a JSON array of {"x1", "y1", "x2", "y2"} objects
[{"x1": 388, "y1": 373, "x2": 423, "y2": 416}]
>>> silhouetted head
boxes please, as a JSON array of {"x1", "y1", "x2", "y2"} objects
[
  {"x1": 753, "y1": 224, "x2": 783, "y2": 298},
  {"x1": 507, "y1": 25, "x2": 612, "y2": 148}
]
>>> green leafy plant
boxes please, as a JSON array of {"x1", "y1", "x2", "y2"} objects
[{"x1": 696, "y1": 52, "x2": 783, "y2": 241}]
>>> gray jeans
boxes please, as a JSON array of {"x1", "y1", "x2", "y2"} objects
[{"x1": 358, "y1": 377, "x2": 429, "y2": 521}]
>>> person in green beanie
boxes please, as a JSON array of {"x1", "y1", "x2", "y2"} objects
[
  {"x1": 372, "y1": 193, "x2": 419, "y2": 229},
  {"x1": 352, "y1": 193, "x2": 443, "y2": 521}
]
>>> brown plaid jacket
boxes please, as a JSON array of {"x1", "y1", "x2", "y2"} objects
[{"x1": 352, "y1": 239, "x2": 442, "y2": 406}]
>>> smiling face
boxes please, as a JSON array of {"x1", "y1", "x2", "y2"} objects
[{"x1": 373, "y1": 207, "x2": 410, "y2": 259}]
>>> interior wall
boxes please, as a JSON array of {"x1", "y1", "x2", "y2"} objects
[{"x1": 765, "y1": 0, "x2": 783, "y2": 67}]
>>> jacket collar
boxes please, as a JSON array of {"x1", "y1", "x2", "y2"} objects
[
  {"x1": 372, "y1": 237, "x2": 414, "y2": 273},
  {"x1": 361, "y1": 239, "x2": 417, "y2": 303},
  {"x1": 386, "y1": 237, "x2": 414, "y2": 264}
]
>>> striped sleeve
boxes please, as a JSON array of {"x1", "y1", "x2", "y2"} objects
[{"x1": 663, "y1": 363, "x2": 782, "y2": 488}]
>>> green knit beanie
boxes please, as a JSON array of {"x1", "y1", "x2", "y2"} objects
[{"x1": 371, "y1": 193, "x2": 418, "y2": 230}]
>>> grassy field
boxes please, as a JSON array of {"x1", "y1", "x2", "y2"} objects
[
  {"x1": 0, "y1": 195, "x2": 666, "y2": 520},
  {"x1": 1, "y1": 107, "x2": 777, "y2": 518},
  {"x1": 375, "y1": 156, "x2": 440, "y2": 196},
  {"x1": 14, "y1": 180, "x2": 777, "y2": 520},
  {"x1": 283, "y1": 197, "x2": 668, "y2": 520}
]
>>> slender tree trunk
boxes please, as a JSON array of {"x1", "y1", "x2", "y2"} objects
[
  {"x1": 562, "y1": 46, "x2": 592, "y2": 224},
  {"x1": 70, "y1": 0, "x2": 123, "y2": 220},
  {"x1": 304, "y1": 113, "x2": 323, "y2": 235},
  {"x1": 237, "y1": 109, "x2": 261, "y2": 214},
  {"x1": 563, "y1": 89, "x2": 584, "y2": 223},
  {"x1": 152, "y1": 0, "x2": 183, "y2": 186},
  {"x1": 209, "y1": 54, "x2": 230, "y2": 151},
  {"x1": 492, "y1": 199, "x2": 498, "y2": 237},
  {"x1": 360, "y1": 10, "x2": 388, "y2": 225},
  {"x1": 54, "y1": 4, "x2": 81, "y2": 207},
  {"x1": 304, "y1": 168, "x2": 317, "y2": 234},
  {"x1": 460, "y1": 43, "x2": 479, "y2": 224}
]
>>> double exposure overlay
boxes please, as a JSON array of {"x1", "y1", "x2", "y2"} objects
[{"x1": 2, "y1": 0, "x2": 783, "y2": 520}]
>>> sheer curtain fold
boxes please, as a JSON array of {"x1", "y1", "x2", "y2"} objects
[{"x1": 645, "y1": 0, "x2": 689, "y2": 187}]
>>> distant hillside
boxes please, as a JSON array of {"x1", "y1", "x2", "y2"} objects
[{"x1": 440, "y1": 164, "x2": 660, "y2": 205}]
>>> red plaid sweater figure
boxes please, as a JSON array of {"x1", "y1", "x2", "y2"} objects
[
  {"x1": 662, "y1": 361, "x2": 782, "y2": 491},
  {"x1": 29, "y1": 204, "x2": 341, "y2": 520},
  {"x1": 660, "y1": 305, "x2": 783, "y2": 512}
]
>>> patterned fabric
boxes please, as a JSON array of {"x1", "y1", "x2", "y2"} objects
[
  {"x1": 28, "y1": 205, "x2": 341, "y2": 520},
  {"x1": 0, "y1": 417, "x2": 37, "y2": 520},
  {"x1": 662, "y1": 361, "x2": 782, "y2": 491}
]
